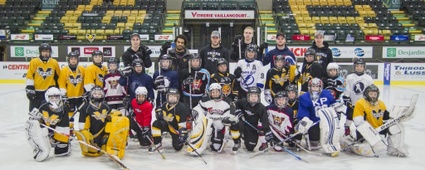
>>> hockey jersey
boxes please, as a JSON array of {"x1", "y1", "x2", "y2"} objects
[
  {"x1": 324, "y1": 76, "x2": 345, "y2": 102},
  {"x1": 131, "y1": 99, "x2": 153, "y2": 127},
  {"x1": 39, "y1": 102, "x2": 70, "y2": 143},
  {"x1": 299, "y1": 62, "x2": 323, "y2": 92},
  {"x1": 287, "y1": 100, "x2": 299, "y2": 124},
  {"x1": 78, "y1": 102, "x2": 111, "y2": 141},
  {"x1": 265, "y1": 65, "x2": 297, "y2": 96},
  {"x1": 26, "y1": 58, "x2": 60, "y2": 91},
  {"x1": 237, "y1": 59, "x2": 265, "y2": 92},
  {"x1": 104, "y1": 72, "x2": 126, "y2": 105},
  {"x1": 153, "y1": 69, "x2": 179, "y2": 107},
  {"x1": 210, "y1": 72, "x2": 238, "y2": 100},
  {"x1": 58, "y1": 65, "x2": 85, "y2": 98},
  {"x1": 266, "y1": 104, "x2": 294, "y2": 135},
  {"x1": 235, "y1": 98, "x2": 270, "y2": 132},
  {"x1": 298, "y1": 90, "x2": 336, "y2": 122},
  {"x1": 344, "y1": 73, "x2": 373, "y2": 105},
  {"x1": 195, "y1": 96, "x2": 234, "y2": 130},
  {"x1": 199, "y1": 45, "x2": 229, "y2": 74},
  {"x1": 353, "y1": 98, "x2": 389, "y2": 128},
  {"x1": 181, "y1": 68, "x2": 210, "y2": 98},
  {"x1": 84, "y1": 64, "x2": 108, "y2": 92},
  {"x1": 118, "y1": 72, "x2": 154, "y2": 100}
]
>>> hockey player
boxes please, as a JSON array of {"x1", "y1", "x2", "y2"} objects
[
  {"x1": 286, "y1": 84, "x2": 299, "y2": 124},
  {"x1": 26, "y1": 43, "x2": 61, "y2": 111},
  {"x1": 234, "y1": 86, "x2": 272, "y2": 152},
  {"x1": 324, "y1": 62, "x2": 345, "y2": 102},
  {"x1": 210, "y1": 58, "x2": 238, "y2": 102},
  {"x1": 266, "y1": 91, "x2": 296, "y2": 151},
  {"x1": 103, "y1": 57, "x2": 126, "y2": 110},
  {"x1": 153, "y1": 54, "x2": 179, "y2": 108},
  {"x1": 119, "y1": 58, "x2": 154, "y2": 101},
  {"x1": 299, "y1": 48, "x2": 323, "y2": 93},
  {"x1": 199, "y1": 30, "x2": 230, "y2": 74},
  {"x1": 264, "y1": 55, "x2": 297, "y2": 104},
  {"x1": 151, "y1": 88, "x2": 190, "y2": 152},
  {"x1": 309, "y1": 30, "x2": 333, "y2": 77},
  {"x1": 25, "y1": 87, "x2": 71, "y2": 161},
  {"x1": 263, "y1": 32, "x2": 296, "y2": 68},
  {"x1": 296, "y1": 78, "x2": 344, "y2": 156},
  {"x1": 75, "y1": 86, "x2": 129, "y2": 159},
  {"x1": 346, "y1": 84, "x2": 409, "y2": 157},
  {"x1": 159, "y1": 34, "x2": 191, "y2": 73},
  {"x1": 180, "y1": 53, "x2": 210, "y2": 108},
  {"x1": 343, "y1": 58, "x2": 373, "y2": 107},
  {"x1": 234, "y1": 44, "x2": 265, "y2": 99},
  {"x1": 190, "y1": 83, "x2": 239, "y2": 154},
  {"x1": 84, "y1": 50, "x2": 108, "y2": 92},
  {"x1": 130, "y1": 86, "x2": 153, "y2": 147},
  {"x1": 121, "y1": 33, "x2": 152, "y2": 68}
]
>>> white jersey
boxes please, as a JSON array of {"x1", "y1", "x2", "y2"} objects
[
  {"x1": 195, "y1": 97, "x2": 234, "y2": 130},
  {"x1": 237, "y1": 59, "x2": 265, "y2": 92},
  {"x1": 343, "y1": 73, "x2": 373, "y2": 105},
  {"x1": 104, "y1": 73, "x2": 126, "y2": 105}
]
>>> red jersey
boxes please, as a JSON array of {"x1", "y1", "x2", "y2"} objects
[{"x1": 131, "y1": 99, "x2": 153, "y2": 127}]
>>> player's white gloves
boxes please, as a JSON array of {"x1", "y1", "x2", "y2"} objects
[
  {"x1": 28, "y1": 108, "x2": 41, "y2": 120},
  {"x1": 264, "y1": 89, "x2": 272, "y2": 104},
  {"x1": 297, "y1": 117, "x2": 313, "y2": 134},
  {"x1": 332, "y1": 102, "x2": 347, "y2": 114}
]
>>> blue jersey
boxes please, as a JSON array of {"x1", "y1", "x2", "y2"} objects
[
  {"x1": 153, "y1": 69, "x2": 179, "y2": 107},
  {"x1": 119, "y1": 72, "x2": 154, "y2": 100},
  {"x1": 297, "y1": 90, "x2": 336, "y2": 122}
]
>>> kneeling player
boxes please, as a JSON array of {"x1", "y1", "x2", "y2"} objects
[
  {"x1": 25, "y1": 87, "x2": 71, "y2": 161},
  {"x1": 75, "y1": 86, "x2": 129, "y2": 159},
  {"x1": 130, "y1": 86, "x2": 153, "y2": 147},
  {"x1": 151, "y1": 88, "x2": 190, "y2": 152}
]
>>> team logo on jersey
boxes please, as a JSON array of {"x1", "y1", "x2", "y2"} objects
[
  {"x1": 372, "y1": 109, "x2": 384, "y2": 120},
  {"x1": 207, "y1": 107, "x2": 224, "y2": 115},
  {"x1": 193, "y1": 79, "x2": 202, "y2": 91},
  {"x1": 353, "y1": 81, "x2": 366, "y2": 94},
  {"x1": 97, "y1": 74, "x2": 104, "y2": 83},
  {"x1": 221, "y1": 84, "x2": 231, "y2": 96},
  {"x1": 41, "y1": 111, "x2": 60, "y2": 126},
  {"x1": 272, "y1": 74, "x2": 289, "y2": 85},
  {"x1": 245, "y1": 110, "x2": 254, "y2": 116},
  {"x1": 301, "y1": 73, "x2": 312, "y2": 84},
  {"x1": 207, "y1": 51, "x2": 221, "y2": 61},
  {"x1": 37, "y1": 67, "x2": 53, "y2": 79},
  {"x1": 108, "y1": 77, "x2": 119, "y2": 89},
  {"x1": 270, "y1": 111, "x2": 292, "y2": 134},
  {"x1": 92, "y1": 109, "x2": 108, "y2": 122},
  {"x1": 69, "y1": 75, "x2": 83, "y2": 87}
]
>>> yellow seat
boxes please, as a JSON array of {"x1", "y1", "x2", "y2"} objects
[
  {"x1": 368, "y1": 23, "x2": 377, "y2": 28},
  {"x1": 347, "y1": 17, "x2": 357, "y2": 23},
  {"x1": 73, "y1": 23, "x2": 82, "y2": 29},
  {"x1": 73, "y1": 10, "x2": 82, "y2": 16},
  {"x1": 65, "y1": 10, "x2": 74, "y2": 16},
  {"x1": 295, "y1": 16, "x2": 304, "y2": 23},
  {"x1": 128, "y1": 0, "x2": 135, "y2": 6},
  {"x1": 303, "y1": 17, "x2": 312, "y2": 23},
  {"x1": 338, "y1": 17, "x2": 346, "y2": 23},
  {"x1": 69, "y1": 29, "x2": 78, "y2": 35},
  {"x1": 102, "y1": 16, "x2": 112, "y2": 23},
  {"x1": 304, "y1": 0, "x2": 312, "y2": 5},
  {"x1": 328, "y1": 0, "x2": 336, "y2": 5},
  {"x1": 113, "y1": 0, "x2": 120, "y2": 5},
  {"x1": 127, "y1": 16, "x2": 136, "y2": 23},
  {"x1": 106, "y1": 10, "x2": 115, "y2": 16},
  {"x1": 300, "y1": 29, "x2": 309, "y2": 35},
  {"x1": 136, "y1": 17, "x2": 144, "y2": 23},
  {"x1": 123, "y1": 10, "x2": 131, "y2": 16},
  {"x1": 367, "y1": 11, "x2": 376, "y2": 17},
  {"x1": 355, "y1": 5, "x2": 363, "y2": 11},
  {"x1": 343, "y1": 0, "x2": 352, "y2": 5},
  {"x1": 77, "y1": 5, "x2": 85, "y2": 11},
  {"x1": 85, "y1": 5, "x2": 93, "y2": 11},
  {"x1": 306, "y1": 23, "x2": 315, "y2": 28},
  {"x1": 69, "y1": 16, "x2": 78, "y2": 23},
  {"x1": 117, "y1": 23, "x2": 125, "y2": 28},
  {"x1": 299, "y1": 5, "x2": 306, "y2": 11},
  {"x1": 105, "y1": 29, "x2": 114, "y2": 35},
  {"x1": 382, "y1": 30, "x2": 392, "y2": 36},
  {"x1": 358, "y1": 11, "x2": 367, "y2": 17},
  {"x1": 359, "y1": 23, "x2": 368, "y2": 29},
  {"x1": 95, "y1": 29, "x2": 105, "y2": 40},
  {"x1": 113, "y1": 29, "x2": 121, "y2": 35},
  {"x1": 290, "y1": 5, "x2": 299, "y2": 11},
  {"x1": 363, "y1": 5, "x2": 372, "y2": 11},
  {"x1": 114, "y1": 11, "x2": 123, "y2": 16},
  {"x1": 60, "y1": 16, "x2": 69, "y2": 23},
  {"x1": 125, "y1": 23, "x2": 133, "y2": 29},
  {"x1": 329, "y1": 17, "x2": 338, "y2": 24},
  {"x1": 312, "y1": 17, "x2": 320, "y2": 23},
  {"x1": 298, "y1": 23, "x2": 307, "y2": 28},
  {"x1": 301, "y1": 11, "x2": 309, "y2": 17},
  {"x1": 64, "y1": 23, "x2": 74, "y2": 28},
  {"x1": 320, "y1": 16, "x2": 329, "y2": 23},
  {"x1": 138, "y1": 10, "x2": 146, "y2": 15},
  {"x1": 77, "y1": 29, "x2": 86, "y2": 36},
  {"x1": 312, "y1": 0, "x2": 320, "y2": 5},
  {"x1": 130, "y1": 10, "x2": 139, "y2": 16}
]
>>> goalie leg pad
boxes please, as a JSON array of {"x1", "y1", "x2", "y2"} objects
[
  {"x1": 356, "y1": 122, "x2": 381, "y2": 146},
  {"x1": 25, "y1": 120, "x2": 51, "y2": 162},
  {"x1": 187, "y1": 111, "x2": 213, "y2": 155},
  {"x1": 104, "y1": 114, "x2": 130, "y2": 159},
  {"x1": 387, "y1": 123, "x2": 408, "y2": 157},
  {"x1": 211, "y1": 127, "x2": 226, "y2": 152},
  {"x1": 318, "y1": 108, "x2": 341, "y2": 153},
  {"x1": 74, "y1": 130, "x2": 103, "y2": 157}
]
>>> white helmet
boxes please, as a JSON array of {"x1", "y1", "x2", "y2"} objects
[
  {"x1": 326, "y1": 62, "x2": 340, "y2": 77},
  {"x1": 209, "y1": 83, "x2": 222, "y2": 100},
  {"x1": 45, "y1": 87, "x2": 62, "y2": 110},
  {"x1": 135, "y1": 86, "x2": 148, "y2": 96}
]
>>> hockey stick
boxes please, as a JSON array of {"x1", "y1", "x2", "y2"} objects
[
  {"x1": 242, "y1": 118, "x2": 308, "y2": 162},
  {"x1": 164, "y1": 120, "x2": 208, "y2": 164},
  {"x1": 132, "y1": 117, "x2": 166, "y2": 160},
  {"x1": 41, "y1": 124, "x2": 130, "y2": 170},
  {"x1": 238, "y1": 38, "x2": 242, "y2": 60}
]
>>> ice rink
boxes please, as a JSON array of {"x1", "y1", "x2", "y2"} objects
[{"x1": 0, "y1": 84, "x2": 424, "y2": 170}]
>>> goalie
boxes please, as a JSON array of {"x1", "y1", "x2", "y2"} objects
[{"x1": 343, "y1": 84, "x2": 412, "y2": 157}]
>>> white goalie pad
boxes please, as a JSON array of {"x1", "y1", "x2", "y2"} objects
[
  {"x1": 25, "y1": 120, "x2": 51, "y2": 162},
  {"x1": 318, "y1": 107, "x2": 342, "y2": 153},
  {"x1": 357, "y1": 121, "x2": 381, "y2": 146},
  {"x1": 387, "y1": 123, "x2": 409, "y2": 157},
  {"x1": 187, "y1": 107, "x2": 213, "y2": 156}
]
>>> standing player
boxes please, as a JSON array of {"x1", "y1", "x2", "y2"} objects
[
  {"x1": 324, "y1": 62, "x2": 345, "y2": 102},
  {"x1": 180, "y1": 54, "x2": 210, "y2": 108},
  {"x1": 84, "y1": 50, "x2": 108, "y2": 92},
  {"x1": 25, "y1": 87, "x2": 71, "y2": 161},
  {"x1": 119, "y1": 59, "x2": 154, "y2": 101},
  {"x1": 199, "y1": 30, "x2": 229, "y2": 74},
  {"x1": 264, "y1": 55, "x2": 297, "y2": 104},
  {"x1": 299, "y1": 48, "x2": 323, "y2": 93},
  {"x1": 151, "y1": 88, "x2": 190, "y2": 152},
  {"x1": 233, "y1": 44, "x2": 265, "y2": 99},
  {"x1": 210, "y1": 58, "x2": 238, "y2": 102},
  {"x1": 263, "y1": 32, "x2": 296, "y2": 68},
  {"x1": 153, "y1": 54, "x2": 179, "y2": 108},
  {"x1": 104, "y1": 57, "x2": 127, "y2": 110},
  {"x1": 26, "y1": 43, "x2": 60, "y2": 111},
  {"x1": 130, "y1": 86, "x2": 153, "y2": 147}
]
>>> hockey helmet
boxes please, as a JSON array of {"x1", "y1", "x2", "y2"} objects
[
  {"x1": 209, "y1": 83, "x2": 222, "y2": 101},
  {"x1": 166, "y1": 88, "x2": 180, "y2": 105},
  {"x1": 45, "y1": 87, "x2": 63, "y2": 111},
  {"x1": 308, "y1": 78, "x2": 323, "y2": 100},
  {"x1": 159, "y1": 54, "x2": 173, "y2": 70},
  {"x1": 135, "y1": 86, "x2": 148, "y2": 103},
  {"x1": 91, "y1": 50, "x2": 104, "y2": 66},
  {"x1": 107, "y1": 57, "x2": 120, "y2": 65},
  {"x1": 363, "y1": 84, "x2": 380, "y2": 106},
  {"x1": 217, "y1": 58, "x2": 228, "y2": 74},
  {"x1": 245, "y1": 44, "x2": 258, "y2": 61},
  {"x1": 353, "y1": 57, "x2": 366, "y2": 75},
  {"x1": 39, "y1": 43, "x2": 52, "y2": 61},
  {"x1": 285, "y1": 84, "x2": 298, "y2": 102},
  {"x1": 326, "y1": 62, "x2": 340, "y2": 78},
  {"x1": 247, "y1": 86, "x2": 261, "y2": 106},
  {"x1": 90, "y1": 86, "x2": 105, "y2": 104},
  {"x1": 67, "y1": 51, "x2": 80, "y2": 69},
  {"x1": 274, "y1": 55, "x2": 286, "y2": 69},
  {"x1": 189, "y1": 53, "x2": 202, "y2": 70},
  {"x1": 274, "y1": 91, "x2": 289, "y2": 109}
]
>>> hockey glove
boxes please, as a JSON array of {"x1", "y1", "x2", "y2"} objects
[
  {"x1": 183, "y1": 76, "x2": 194, "y2": 86},
  {"x1": 222, "y1": 117, "x2": 237, "y2": 126},
  {"x1": 260, "y1": 42, "x2": 269, "y2": 53},
  {"x1": 264, "y1": 89, "x2": 273, "y2": 104},
  {"x1": 342, "y1": 95, "x2": 352, "y2": 107},
  {"x1": 154, "y1": 75, "x2": 165, "y2": 86},
  {"x1": 145, "y1": 46, "x2": 152, "y2": 55},
  {"x1": 26, "y1": 85, "x2": 36, "y2": 101},
  {"x1": 264, "y1": 131, "x2": 273, "y2": 142},
  {"x1": 296, "y1": 117, "x2": 313, "y2": 134},
  {"x1": 233, "y1": 35, "x2": 243, "y2": 46},
  {"x1": 235, "y1": 109, "x2": 243, "y2": 120},
  {"x1": 121, "y1": 66, "x2": 132, "y2": 77},
  {"x1": 284, "y1": 56, "x2": 296, "y2": 65},
  {"x1": 332, "y1": 102, "x2": 347, "y2": 114},
  {"x1": 28, "y1": 108, "x2": 41, "y2": 120},
  {"x1": 141, "y1": 126, "x2": 150, "y2": 139},
  {"x1": 155, "y1": 108, "x2": 163, "y2": 121},
  {"x1": 161, "y1": 41, "x2": 172, "y2": 51},
  {"x1": 134, "y1": 49, "x2": 145, "y2": 60},
  {"x1": 234, "y1": 67, "x2": 242, "y2": 78},
  {"x1": 178, "y1": 128, "x2": 188, "y2": 143}
]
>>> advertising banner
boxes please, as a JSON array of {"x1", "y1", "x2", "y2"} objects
[
  {"x1": 10, "y1": 46, "x2": 59, "y2": 58},
  {"x1": 10, "y1": 34, "x2": 30, "y2": 40},
  {"x1": 34, "y1": 34, "x2": 54, "y2": 41},
  {"x1": 154, "y1": 35, "x2": 174, "y2": 41},
  {"x1": 383, "y1": 47, "x2": 425, "y2": 58},
  {"x1": 0, "y1": 29, "x2": 5, "y2": 40},
  {"x1": 67, "y1": 46, "x2": 116, "y2": 58},
  {"x1": 331, "y1": 46, "x2": 373, "y2": 58},
  {"x1": 390, "y1": 63, "x2": 425, "y2": 85},
  {"x1": 185, "y1": 10, "x2": 255, "y2": 19}
]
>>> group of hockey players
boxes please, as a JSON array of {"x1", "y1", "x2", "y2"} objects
[{"x1": 24, "y1": 27, "x2": 413, "y2": 163}]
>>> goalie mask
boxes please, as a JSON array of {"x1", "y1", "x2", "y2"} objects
[
  {"x1": 286, "y1": 84, "x2": 298, "y2": 102},
  {"x1": 209, "y1": 83, "x2": 222, "y2": 101},
  {"x1": 364, "y1": 84, "x2": 379, "y2": 106},
  {"x1": 308, "y1": 78, "x2": 323, "y2": 100},
  {"x1": 45, "y1": 87, "x2": 63, "y2": 112},
  {"x1": 166, "y1": 88, "x2": 180, "y2": 105},
  {"x1": 67, "y1": 51, "x2": 79, "y2": 69},
  {"x1": 159, "y1": 54, "x2": 173, "y2": 70},
  {"x1": 274, "y1": 91, "x2": 289, "y2": 109},
  {"x1": 247, "y1": 86, "x2": 261, "y2": 106},
  {"x1": 90, "y1": 86, "x2": 105, "y2": 106},
  {"x1": 135, "y1": 86, "x2": 148, "y2": 104},
  {"x1": 326, "y1": 62, "x2": 340, "y2": 78},
  {"x1": 39, "y1": 43, "x2": 52, "y2": 61},
  {"x1": 91, "y1": 50, "x2": 104, "y2": 67}
]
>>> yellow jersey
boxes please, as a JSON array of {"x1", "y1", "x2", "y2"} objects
[
  {"x1": 84, "y1": 64, "x2": 107, "y2": 91},
  {"x1": 26, "y1": 58, "x2": 60, "y2": 91},
  {"x1": 58, "y1": 65, "x2": 86, "y2": 98},
  {"x1": 353, "y1": 98, "x2": 390, "y2": 128}
]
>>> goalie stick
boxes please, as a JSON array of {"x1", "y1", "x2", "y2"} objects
[{"x1": 40, "y1": 124, "x2": 130, "y2": 170}]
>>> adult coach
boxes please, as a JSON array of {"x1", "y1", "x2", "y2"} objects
[
  {"x1": 199, "y1": 30, "x2": 229, "y2": 74},
  {"x1": 122, "y1": 33, "x2": 153, "y2": 68},
  {"x1": 230, "y1": 26, "x2": 267, "y2": 62},
  {"x1": 263, "y1": 32, "x2": 296, "y2": 68},
  {"x1": 309, "y1": 30, "x2": 333, "y2": 76}
]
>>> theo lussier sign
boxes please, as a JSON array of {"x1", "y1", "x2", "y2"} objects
[
  {"x1": 10, "y1": 46, "x2": 59, "y2": 58},
  {"x1": 383, "y1": 47, "x2": 425, "y2": 58},
  {"x1": 185, "y1": 10, "x2": 255, "y2": 19},
  {"x1": 390, "y1": 63, "x2": 425, "y2": 84},
  {"x1": 68, "y1": 46, "x2": 116, "y2": 58}
]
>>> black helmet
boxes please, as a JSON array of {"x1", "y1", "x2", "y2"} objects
[
  {"x1": 189, "y1": 53, "x2": 202, "y2": 70},
  {"x1": 67, "y1": 51, "x2": 80, "y2": 69},
  {"x1": 274, "y1": 55, "x2": 285, "y2": 69},
  {"x1": 159, "y1": 54, "x2": 173, "y2": 70},
  {"x1": 353, "y1": 57, "x2": 366, "y2": 75},
  {"x1": 247, "y1": 86, "x2": 261, "y2": 106},
  {"x1": 217, "y1": 58, "x2": 228, "y2": 74},
  {"x1": 245, "y1": 44, "x2": 258, "y2": 61},
  {"x1": 39, "y1": 43, "x2": 52, "y2": 61},
  {"x1": 132, "y1": 58, "x2": 144, "y2": 68},
  {"x1": 274, "y1": 91, "x2": 289, "y2": 109},
  {"x1": 107, "y1": 57, "x2": 120, "y2": 65},
  {"x1": 89, "y1": 86, "x2": 105, "y2": 104},
  {"x1": 363, "y1": 84, "x2": 379, "y2": 105},
  {"x1": 91, "y1": 50, "x2": 103, "y2": 66},
  {"x1": 305, "y1": 48, "x2": 316, "y2": 57},
  {"x1": 166, "y1": 88, "x2": 180, "y2": 105}
]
